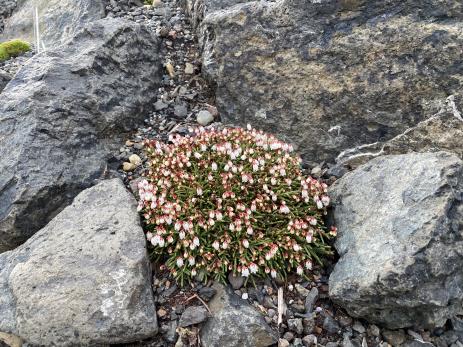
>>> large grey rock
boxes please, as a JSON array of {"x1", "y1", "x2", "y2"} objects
[
  {"x1": 0, "y1": 179, "x2": 158, "y2": 345},
  {"x1": 0, "y1": 18, "x2": 161, "y2": 252},
  {"x1": 336, "y1": 94, "x2": 463, "y2": 169},
  {"x1": 329, "y1": 152, "x2": 463, "y2": 329},
  {"x1": 0, "y1": 0, "x2": 105, "y2": 49},
  {"x1": 200, "y1": 283, "x2": 278, "y2": 347},
  {"x1": 192, "y1": 0, "x2": 463, "y2": 163}
]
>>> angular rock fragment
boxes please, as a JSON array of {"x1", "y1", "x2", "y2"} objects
[
  {"x1": 329, "y1": 152, "x2": 463, "y2": 329},
  {"x1": 200, "y1": 283, "x2": 278, "y2": 347},
  {"x1": 0, "y1": 179, "x2": 158, "y2": 346}
]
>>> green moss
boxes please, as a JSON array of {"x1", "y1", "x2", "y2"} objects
[
  {"x1": 0, "y1": 46, "x2": 8, "y2": 62},
  {"x1": 0, "y1": 39, "x2": 31, "y2": 62}
]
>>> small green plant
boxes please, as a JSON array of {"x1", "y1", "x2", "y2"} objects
[
  {"x1": 0, "y1": 39, "x2": 31, "y2": 62},
  {"x1": 0, "y1": 46, "x2": 8, "y2": 61},
  {"x1": 138, "y1": 126, "x2": 336, "y2": 285}
]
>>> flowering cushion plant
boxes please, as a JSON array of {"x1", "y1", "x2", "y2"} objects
[{"x1": 138, "y1": 126, "x2": 335, "y2": 285}]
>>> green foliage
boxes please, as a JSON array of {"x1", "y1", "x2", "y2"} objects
[
  {"x1": 0, "y1": 39, "x2": 31, "y2": 62},
  {"x1": 0, "y1": 46, "x2": 8, "y2": 62},
  {"x1": 138, "y1": 126, "x2": 336, "y2": 285}
]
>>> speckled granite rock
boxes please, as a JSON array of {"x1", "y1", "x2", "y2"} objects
[{"x1": 0, "y1": 179, "x2": 157, "y2": 346}]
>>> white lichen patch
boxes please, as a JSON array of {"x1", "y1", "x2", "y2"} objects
[{"x1": 100, "y1": 269, "x2": 129, "y2": 317}]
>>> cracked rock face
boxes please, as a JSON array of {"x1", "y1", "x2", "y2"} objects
[
  {"x1": 0, "y1": 17, "x2": 161, "y2": 252},
  {"x1": 0, "y1": 179, "x2": 157, "y2": 346},
  {"x1": 192, "y1": 0, "x2": 463, "y2": 163},
  {"x1": 336, "y1": 94, "x2": 463, "y2": 169},
  {"x1": 181, "y1": 0, "x2": 253, "y2": 29},
  {"x1": 0, "y1": 0, "x2": 105, "y2": 49},
  {"x1": 329, "y1": 152, "x2": 463, "y2": 329}
]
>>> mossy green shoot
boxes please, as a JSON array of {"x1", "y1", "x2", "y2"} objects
[{"x1": 0, "y1": 39, "x2": 31, "y2": 62}]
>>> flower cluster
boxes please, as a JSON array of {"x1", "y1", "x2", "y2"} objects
[{"x1": 138, "y1": 125, "x2": 335, "y2": 284}]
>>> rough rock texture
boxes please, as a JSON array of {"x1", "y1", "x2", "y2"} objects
[
  {"x1": 192, "y1": 0, "x2": 463, "y2": 163},
  {"x1": 0, "y1": 70, "x2": 11, "y2": 92},
  {"x1": 0, "y1": 179, "x2": 158, "y2": 346},
  {"x1": 0, "y1": 0, "x2": 16, "y2": 34},
  {"x1": 329, "y1": 152, "x2": 463, "y2": 329},
  {"x1": 0, "y1": 17, "x2": 161, "y2": 252},
  {"x1": 336, "y1": 94, "x2": 463, "y2": 169},
  {"x1": 181, "y1": 0, "x2": 252, "y2": 29},
  {"x1": 0, "y1": 0, "x2": 105, "y2": 49},
  {"x1": 200, "y1": 283, "x2": 278, "y2": 347}
]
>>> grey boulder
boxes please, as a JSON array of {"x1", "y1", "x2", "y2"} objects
[
  {"x1": 0, "y1": 17, "x2": 161, "y2": 252},
  {"x1": 192, "y1": 0, "x2": 463, "y2": 163},
  {"x1": 200, "y1": 283, "x2": 278, "y2": 347},
  {"x1": 0, "y1": 179, "x2": 157, "y2": 346},
  {"x1": 1, "y1": 0, "x2": 105, "y2": 49},
  {"x1": 329, "y1": 152, "x2": 463, "y2": 329},
  {"x1": 336, "y1": 94, "x2": 463, "y2": 169}
]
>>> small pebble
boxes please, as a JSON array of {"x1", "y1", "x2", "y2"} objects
[
  {"x1": 184, "y1": 62, "x2": 194, "y2": 74},
  {"x1": 368, "y1": 324, "x2": 380, "y2": 337},
  {"x1": 228, "y1": 273, "x2": 245, "y2": 290},
  {"x1": 165, "y1": 62, "x2": 175, "y2": 77},
  {"x1": 123, "y1": 162, "x2": 136, "y2": 172},
  {"x1": 353, "y1": 321, "x2": 366, "y2": 334},
  {"x1": 295, "y1": 283, "x2": 310, "y2": 297},
  {"x1": 311, "y1": 166, "x2": 322, "y2": 176},
  {"x1": 323, "y1": 315, "x2": 341, "y2": 334},
  {"x1": 196, "y1": 110, "x2": 214, "y2": 126},
  {"x1": 157, "y1": 308, "x2": 167, "y2": 318},
  {"x1": 283, "y1": 331, "x2": 295, "y2": 342},
  {"x1": 129, "y1": 154, "x2": 142, "y2": 165},
  {"x1": 302, "y1": 334, "x2": 317, "y2": 347},
  {"x1": 288, "y1": 318, "x2": 304, "y2": 335}
]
